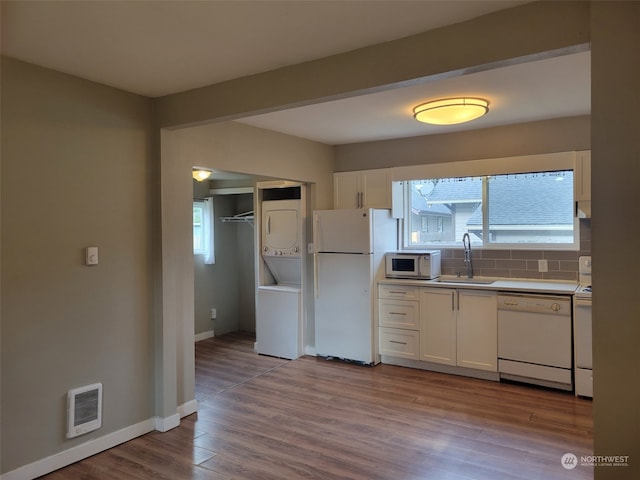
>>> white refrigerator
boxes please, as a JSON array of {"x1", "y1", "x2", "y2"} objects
[{"x1": 313, "y1": 209, "x2": 397, "y2": 364}]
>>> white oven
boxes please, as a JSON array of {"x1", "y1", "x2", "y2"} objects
[{"x1": 574, "y1": 255, "x2": 592, "y2": 398}]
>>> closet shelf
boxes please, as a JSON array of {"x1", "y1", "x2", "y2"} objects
[{"x1": 221, "y1": 210, "x2": 254, "y2": 226}]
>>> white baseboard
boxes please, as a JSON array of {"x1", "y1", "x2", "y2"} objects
[
  {"x1": 154, "y1": 413, "x2": 180, "y2": 432},
  {"x1": 1, "y1": 402, "x2": 200, "y2": 480},
  {"x1": 194, "y1": 330, "x2": 214, "y2": 342},
  {"x1": 1, "y1": 418, "x2": 155, "y2": 480},
  {"x1": 178, "y1": 399, "x2": 198, "y2": 418}
]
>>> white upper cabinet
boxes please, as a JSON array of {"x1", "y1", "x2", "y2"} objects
[
  {"x1": 574, "y1": 150, "x2": 591, "y2": 217},
  {"x1": 334, "y1": 169, "x2": 392, "y2": 209}
]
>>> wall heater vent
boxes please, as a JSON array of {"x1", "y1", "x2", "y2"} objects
[{"x1": 67, "y1": 383, "x2": 102, "y2": 439}]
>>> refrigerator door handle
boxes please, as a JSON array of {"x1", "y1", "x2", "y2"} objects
[
  {"x1": 313, "y1": 214, "x2": 320, "y2": 250},
  {"x1": 313, "y1": 215, "x2": 321, "y2": 297}
]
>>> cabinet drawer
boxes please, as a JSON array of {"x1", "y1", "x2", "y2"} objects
[
  {"x1": 380, "y1": 328, "x2": 419, "y2": 360},
  {"x1": 378, "y1": 284, "x2": 420, "y2": 301},
  {"x1": 379, "y1": 300, "x2": 419, "y2": 329}
]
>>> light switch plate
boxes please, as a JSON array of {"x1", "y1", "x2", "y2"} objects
[{"x1": 86, "y1": 246, "x2": 99, "y2": 266}]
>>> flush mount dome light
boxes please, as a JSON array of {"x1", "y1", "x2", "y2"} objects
[
  {"x1": 192, "y1": 168, "x2": 212, "y2": 182},
  {"x1": 413, "y1": 97, "x2": 489, "y2": 125}
]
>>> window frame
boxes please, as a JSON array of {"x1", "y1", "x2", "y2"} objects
[
  {"x1": 193, "y1": 200, "x2": 206, "y2": 255},
  {"x1": 398, "y1": 153, "x2": 581, "y2": 251}
]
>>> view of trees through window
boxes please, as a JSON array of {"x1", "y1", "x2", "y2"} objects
[{"x1": 406, "y1": 170, "x2": 575, "y2": 248}]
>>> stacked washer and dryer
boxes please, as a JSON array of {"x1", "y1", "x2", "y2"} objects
[{"x1": 255, "y1": 183, "x2": 305, "y2": 360}]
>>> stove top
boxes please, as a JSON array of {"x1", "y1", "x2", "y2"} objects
[{"x1": 575, "y1": 284, "x2": 592, "y2": 299}]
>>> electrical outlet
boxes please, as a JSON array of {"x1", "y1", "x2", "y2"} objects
[
  {"x1": 538, "y1": 259, "x2": 548, "y2": 273},
  {"x1": 210, "y1": 308, "x2": 217, "y2": 319}
]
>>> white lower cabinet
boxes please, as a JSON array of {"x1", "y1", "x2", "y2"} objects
[
  {"x1": 419, "y1": 288, "x2": 457, "y2": 365},
  {"x1": 456, "y1": 289, "x2": 498, "y2": 371},
  {"x1": 378, "y1": 285, "x2": 420, "y2": 360},
  {"x1": 420, "y1": 288, "x2": 497, "y2": 372},
  {"x1": 380, "y1": 327, "x2": 420, "y2": 360}
]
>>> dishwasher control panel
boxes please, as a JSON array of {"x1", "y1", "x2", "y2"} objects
[{"x1": 497, "y1": 294, "x2": 571, "y2": 315}]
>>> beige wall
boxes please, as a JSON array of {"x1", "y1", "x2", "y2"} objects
[
  {"x1": 193, "y1": 190, "x2": 255, "y2": 337},
  {"x1": 154, "y1": 3, "x2": 637, "y2": 479},
  {"x1": 591, "y1": 3, "x2": 640, "y2": 479},
  {"x1": 1, "y1": 58, "x2": 154, "y2": 472},
  {"x1": 3, "y1": 1, "x2": 639, "y2": 478},
  {"x1": 160, "y1": 121, "x2": 334, "y2": 411},
  {"x1": 335, "y1": 116, "x2": 590, "y2": 171},
  {"x1": 155, "y1": 1, "x2": 590, "y2": 128}
]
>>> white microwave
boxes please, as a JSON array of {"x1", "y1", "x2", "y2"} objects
[{"x1": 385, "y1": 251, "x2": 441, "y2": 279}]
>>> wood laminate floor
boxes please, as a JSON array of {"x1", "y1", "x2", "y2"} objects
[{"x1": 41, "y1": 331, "x2": 593, "y2": 479}]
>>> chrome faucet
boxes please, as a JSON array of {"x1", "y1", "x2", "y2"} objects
[{"x1": 462, "y1": 233, "x2": 474, "y2": 278}]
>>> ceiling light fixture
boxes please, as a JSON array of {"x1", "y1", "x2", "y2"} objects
[
  {"x1": 413, "y1": 97, "x2": 489, "y2": 125},
  {"x1": 192, "y1": 168, "x2": 212, "y2": 182}
]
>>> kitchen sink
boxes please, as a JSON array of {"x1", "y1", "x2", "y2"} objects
[{"x1": 434, "y1": 276, "x2": 495, "y2": 285}]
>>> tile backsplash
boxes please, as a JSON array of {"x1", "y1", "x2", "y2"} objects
[{"x1": 438, "y1": 219, "x2": 591, "y2": 282}]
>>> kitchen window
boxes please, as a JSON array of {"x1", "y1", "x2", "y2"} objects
[{"x1": 404, "y1": 170, "x2": 577, "y2": 249}]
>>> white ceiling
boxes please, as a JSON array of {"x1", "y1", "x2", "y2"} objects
[
  {"x1": 238, "y1": 51, "x2": 590, "y2": 144},
  {"x1": 1, "y1": 0, "x2": 589, "y2": 146}
]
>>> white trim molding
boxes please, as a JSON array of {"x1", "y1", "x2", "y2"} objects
[
  {"x1": 154, "y1": 413, "x2": 180, "y2": 433},
  {"x1": 178, "y1": 399, "x2": 198, "y2": 418},
  {"x1": 194, "y1": 330, "x2": 214, "y2": 342},
  {"x1": 2, "y1": 409, "x2": 195, "y2": 480},
  {"x1": 1, "y1": 419, "x2": 155, "y2": 480}
]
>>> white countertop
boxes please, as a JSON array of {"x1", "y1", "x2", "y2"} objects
[{"x1": 379, "y1": 276, "x2": 578, "y2": 295}]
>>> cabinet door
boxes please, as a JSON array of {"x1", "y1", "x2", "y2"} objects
[
  {"x1": 456, "y1": 289, "x2": 497, "y2": 372},
  {"x1": 361, "y1": 169, "x2": 391, "y2": 209},
  {"x1": 334, "y1": 171, "x2": 361, "y2": 209},
  {"x1": 420, "y1": 288, "x2": 456, "y2": 366},
  {"x1": 574, "y1": 150, "x2": 591, "y2": 201}
]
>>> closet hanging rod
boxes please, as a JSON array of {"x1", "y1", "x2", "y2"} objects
[{"x1": 220, "y1": 210, "x2": 254, "y2": 225}]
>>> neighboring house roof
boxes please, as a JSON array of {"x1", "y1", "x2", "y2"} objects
[
  {"x1": 411, "y1": 188, "x2": 452, "y2": 215},
  {"x1": 466, "y1": 173, "x2": 573, "y2": 226},
  {"x1": 426, "y1": 177, "x2": 482, "y2": 204},
  {"x1": 411, "y1": 173, "x2": 573, "y2": 225}
]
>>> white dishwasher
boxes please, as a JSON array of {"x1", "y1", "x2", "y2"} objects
[{"x1": 497, "y1": 293, "x2": 573, "y2": 391}]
